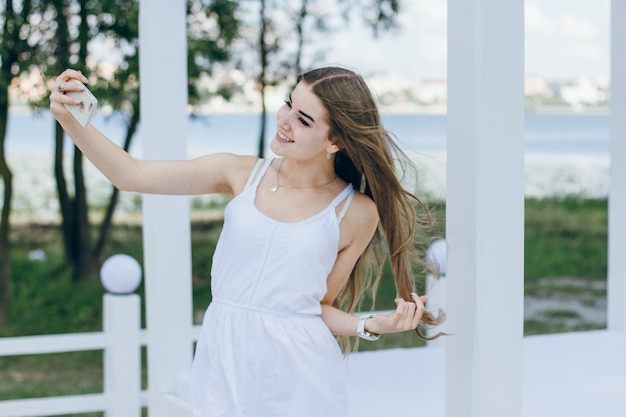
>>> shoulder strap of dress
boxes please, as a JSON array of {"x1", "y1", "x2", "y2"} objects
[
  {"x1": 332, "y1": 184, "x2": 355, "y2": 224},
  {"x1": 244, "y1": 158, "x2": 273, "y2": 189}
]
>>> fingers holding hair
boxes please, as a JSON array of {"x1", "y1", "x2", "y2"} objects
[
  {"x1": 410, "y1": 292, "x2": 427, "y2": 329},
  {"x1": 382, "y1": 293, "x2": 429, "y2": 334}
]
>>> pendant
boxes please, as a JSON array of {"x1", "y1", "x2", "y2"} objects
[{"x1": 270, "y1": 185, "x2": 278, "y2": 192}]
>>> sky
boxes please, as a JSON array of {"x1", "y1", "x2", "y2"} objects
[{"x1": 324, "y1": 0, "x2": 610, "y2": 82}]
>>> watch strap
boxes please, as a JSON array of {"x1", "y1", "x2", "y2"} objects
[{"x1": 357, "y1": 314, "x2": 380, "y2": 341}]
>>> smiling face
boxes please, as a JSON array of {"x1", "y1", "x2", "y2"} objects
[{"x1": 270, "y1": 82, "x2": 339, "y2": 161}]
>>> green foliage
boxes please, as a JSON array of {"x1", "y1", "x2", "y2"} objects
[
  {"x1": 190, "y1": 221, "x2": 221, "y2": 313},
  {"x1": 187, "y1": 0, "x2": 240, "y2": 72},
  {"x1": 2, "y1": 197, "x2": 610, "y2": 337},
  {"x1": 524, "y1": 320, "x2": 600, "y2": 336},
  {"x1": 188, "y1": 0, "x2": 242, "y2": 107},
  {"x1": 525, "y1": 196, "x2": 608, "y2": 280},
  {"x1": 4, "y1": 232, "x2": 103, "y2": 337},
  {"x1": 8, "y1": 272, "x2": 102, "y2": 335},
  {"x1": 358, "y1": 0, "x2": 400, "y2": 34},
  {"x1": 0, "y1": 350, "x2": 103, "y2": 401}
]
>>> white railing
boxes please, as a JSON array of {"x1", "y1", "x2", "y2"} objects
[
  {"x1": 0, "y1": 255, "x2": 171, "y2": 417},
  {"x1": 0, "y1": 294, "x2": 139, "y2": 416},
  {"x1": 0, "y1": 251, "x2": 446, "y2": 417},
  {"x1": 0, "y1": 292, "x2": 155, "y2": 417}
]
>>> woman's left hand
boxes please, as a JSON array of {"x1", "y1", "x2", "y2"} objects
[{"x1": 365, "y1": 292, "x2": 427, "y2": 335}]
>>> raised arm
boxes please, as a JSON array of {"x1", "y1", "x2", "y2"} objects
[{"x1": 49, "y1": 69, "x2": 255, "y2": 197}]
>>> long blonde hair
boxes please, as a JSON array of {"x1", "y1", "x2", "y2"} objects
[{"x1": 298, "y1": 67, "x2": 445, "y2": 344}]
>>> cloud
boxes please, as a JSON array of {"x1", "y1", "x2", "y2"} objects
[
  {"x1": 323, "y1": 0, "x2": 447, "y2": 80},
  {"x1": 325, "y1": 0, "x2": 608, "y2": 81},
  {"x1": 524, "y1": 1, "x2": 609, "y2": 80},
  {"x1": 525, "y1": 2, "x2": 597, "y2": 39}
]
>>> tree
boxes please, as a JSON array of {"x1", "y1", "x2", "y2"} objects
[
  {"x1": 86, "y1": 0, "x2": 141, "y2": 264},
  {"x1": 3, "y1": 0, "x2": 239, "y2": 280},
  {"x1": 256, "y1": 0, "x2": 271, "y2": 158},
  {"x1": 235, "y1": 0, "x2": 305, "y2": 158},
  {"x1": 92, "y1": 0, "x2": 240, "y2": 261},
  {"x1": 240, "y1": 0, "x2": 401, "y2": 158},
  {"x1": 0, "y1": 0, "x2": 46, "y2": 325},
  {"x1": 27, "y1": 0, "x2": 240, "y2": 281},
  {"x1": 43, "y1": 0, "x2": 97, "y2": 281},
  {"x1": 339, "y1": 0, "x2": 400, "y2": 35},
  {"x1": 187, "y1": 0, "x2": 240, "y2": 106}
]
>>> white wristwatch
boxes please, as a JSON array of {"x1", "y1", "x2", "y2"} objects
[{"x1": 356, "y1": 314, "x2": 380, "y2": 341}]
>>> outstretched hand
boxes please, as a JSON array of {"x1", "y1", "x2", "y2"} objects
[
  {"x1": 48, "y1": 69, "x2": 89, "y2": 123},
  {"x1": 366, "y1": 292, "x2": 428, "y2": 335}
]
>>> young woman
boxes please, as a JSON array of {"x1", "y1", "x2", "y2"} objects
[{"x1": 50, "y1": 66, "x2": 443, "y2": 417}]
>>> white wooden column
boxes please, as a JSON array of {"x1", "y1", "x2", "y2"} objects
[
  {"x1": 608, "y1": 0, "x2": 626, "y2": 332},
  {"x1": 446, "y1": 1, "x2": 525, "y2": 416},
  {"x1": 139, "y1": 1, "x2": 194, "y2": 415}
]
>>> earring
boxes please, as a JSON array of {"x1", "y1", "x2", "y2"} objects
[{"x1": 326, "y1": 152, "x2": 331, "y2": 160}]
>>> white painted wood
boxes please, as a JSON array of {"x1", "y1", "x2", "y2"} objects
[
  {"x1": 160, "y1": 394, "x2": 193, "y2": 415},
  {"x1": 103, "y1": 294, "x2": 142, "y2": 417},
  {"x1": 446, "y1": 0, "x2": 525, "y2": 416},
  {"x1": 608, "y1": 0, "x2": 626, "y2": 332},
  {"x1": 139, "y1": 1, "x2": 194, "y2": 415},
  {"x1": 0, "y1": 394, "x2": 106, "y2": 417},
  {"x1": 0, "y1": 332, "x2": 105, "y2": 356}
]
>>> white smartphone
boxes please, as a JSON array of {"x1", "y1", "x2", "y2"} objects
[{"x1": 63, "y1": 80, "x2": 98, "y2": 128}]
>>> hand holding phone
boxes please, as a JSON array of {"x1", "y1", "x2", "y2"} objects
[{"x1": 63, "y1": 79, "x2": 98, "y2": 128}]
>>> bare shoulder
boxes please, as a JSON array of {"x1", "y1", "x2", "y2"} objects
[
  {"x1": 350, "y1": 191, "x2": 378, "y2": 224},
  {"x1": 190, "y1": 153, "x2": 261, "y2": 197},
  {"x1": 227, "y1": 154, "x2": 265, "y2": 195},
  {"x1": 339, "y1": 191, "x2": 379, "y2": 249}
]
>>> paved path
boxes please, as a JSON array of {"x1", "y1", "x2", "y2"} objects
[{"x1": 346, "y1": 330, "x2": 626, "y2": 417}]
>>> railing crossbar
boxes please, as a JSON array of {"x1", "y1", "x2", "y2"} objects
[{"x1": 0, "y1": 332, "x2": 105, "y2": 357}]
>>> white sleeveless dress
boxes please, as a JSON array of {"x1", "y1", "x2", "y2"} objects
[{"x1": 192, "y1": 158, "x2": 355, "y2": 417}]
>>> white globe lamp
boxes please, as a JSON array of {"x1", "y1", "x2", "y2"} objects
[
  {"x1": 426, "y1": 238, "x2": 447, "y2": 345},
  {"x1": 100, "y1": 254, "x2": 143, "y2": 294},
  {"x1": 426, "y1": 238, "x2": 447, "y2": 276}
]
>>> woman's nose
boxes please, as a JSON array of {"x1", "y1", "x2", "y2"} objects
[{"x1": 278, "y1": 113, "x2": 291, "y2": 130}]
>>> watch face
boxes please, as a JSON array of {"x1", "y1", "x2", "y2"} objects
[{"x1": 358, "y1": 331, "x2": 380, "y2": 341}]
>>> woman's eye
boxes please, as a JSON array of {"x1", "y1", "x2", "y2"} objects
[{"x1": 284, "y1": 100, "x2": 310, "y2": 126}]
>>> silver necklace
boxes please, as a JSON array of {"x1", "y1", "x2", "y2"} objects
[{"x1": 270, "y1": 159, "x2": 336, "y2": 192}]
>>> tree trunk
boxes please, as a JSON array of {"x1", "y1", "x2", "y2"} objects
[
  {"x1": 0, "y1": 0, "x2": 17, "y2": 325},
  {"x1": 95, "y1": 106, "x2": 140, "y2": 262},
  {"x1": 73, "y1": 144, "x2": 96, "y2": 280},
  {"x1": 51, "y1": 0, "x2": 97, "y2": 281},
  {"x1": 257, "y1": 0, "x2": 268, "y2": 159},
  {"x1": 69, "y1": 0, "x2": 97, "y2": 280},
  {"x1": 0, "y1": 95, "x2": 13, "y2": 326},
  {"x1": 294, "y1": 0, "x2": 308, "y2": 77},
  {"x1": 54, "y1": 122, "x2": 74, "y2": 259},
  {"x1": 53, "y1": 0, "x2": 74, "y2": 275}
]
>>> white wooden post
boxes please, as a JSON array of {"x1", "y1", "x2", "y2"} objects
[
  {"x1": 446, "y1": 1, "x2": 525, "y2": 416},
  {"x1": 103, "y1": 294, "x2": 141, "y2": 417},
  {"x1": 608, "y1": 0, "x2": 626, "y2": 332},
  {"x1": 101, "y1": 254, "x2": 143, "y2": 417},
  {"x1": 139, "y1": 1, "x2": 194, "y2": 415}
]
